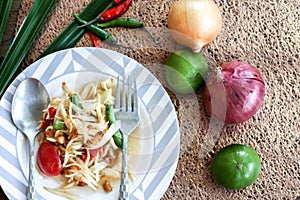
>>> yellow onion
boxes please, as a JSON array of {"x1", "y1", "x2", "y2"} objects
[{"x1": 167, "y1": 0, "x2": 222, "y2": 52}]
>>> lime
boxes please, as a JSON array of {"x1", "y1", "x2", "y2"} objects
[
  {"x1": 211, "y1": 144, "x2": 261, "y2": 190},
  {"x1": 165, "y1": 49, "x2": 208, "y2": 94}
]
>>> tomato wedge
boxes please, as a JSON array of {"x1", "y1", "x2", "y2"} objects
[{"x1": 37, "y1": 142, "x2": 62, "y2": 176}]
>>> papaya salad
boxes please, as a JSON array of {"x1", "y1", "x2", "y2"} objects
[{"x1": 37, "y1": 77, "x2": 128, "y2": 197}]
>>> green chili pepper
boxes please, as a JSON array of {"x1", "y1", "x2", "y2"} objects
[
  {"x1": 106, "y1": 104, "x2": 123, "y2": 149},
  {"x1": 97, "y1": 18, "x2": 144, "y2": 29},
  {"x1": 53, "y1": 118, "x2": 67, "y2": 130},
  {"x1": 70, "y1": 94, "x2": 83, "y2": 108},
  {"x1": 73, "y1": 13, "x2": 115, "y2": 44}
]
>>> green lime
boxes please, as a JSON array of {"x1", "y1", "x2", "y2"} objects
[
  {"x1": 211, "y1": 144, "x2": 261, "y2": 190},
  {"x1": 165, "y1": 49, "x2": 208, "y2": 94}
]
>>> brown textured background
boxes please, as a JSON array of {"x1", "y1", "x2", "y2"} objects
[{"x1": 2, "y1": 0, "x2": 300, "y2": 199}]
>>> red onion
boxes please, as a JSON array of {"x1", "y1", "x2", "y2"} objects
[{"x1": 203, "y1": 61, "x2": 265, "y2": 124}]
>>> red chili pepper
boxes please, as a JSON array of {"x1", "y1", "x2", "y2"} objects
[
  {"x1": 88, "y1": 32, "x2": 101, "y2": 47},
  {"x1": 114, "y1": 0, "x2": 124, "y2": 4},
  {"x1": 48, "y1": 107, "x2": 56, "y2": 118},
  {"x1": 100, "y1": 0, "x2": 132, "y2": 22}
]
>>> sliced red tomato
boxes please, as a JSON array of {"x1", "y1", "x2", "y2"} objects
[{"x1": 37, "y1": 142, "x2": 62, "y2": 176}]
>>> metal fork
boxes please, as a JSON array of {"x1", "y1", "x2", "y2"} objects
[{"x1": 115, "y1": 75, "x2": 139, "y2": 200}]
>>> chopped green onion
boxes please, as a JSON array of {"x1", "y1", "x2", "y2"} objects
[
  {"x1": 0, "y1": 0, "x2": 58, "y2": 96},
  {"x1": 0, "y1": 0, "x2": 13, "y2": 43}
]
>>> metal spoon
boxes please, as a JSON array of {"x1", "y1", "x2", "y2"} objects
[{"x1": 11, "y1": 78, "x2": 50, "y2": 200}]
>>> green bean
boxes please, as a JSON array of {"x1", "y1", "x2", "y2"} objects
[
  {"x1": 70, "y1": 94, "x2": 83, "y2": 108},
  {"x1": 112, "y1": 131, "x2": 123, "y2": 149},
  {"x1": 53, "y1": 118, "x2": 67, "y2": 130},
  {"x1": 106, "y1": 104, "x2": 123, "y2": 149},
  {"x1": 97, "y1": 18, "x2": 144, "y2": 29},
  {"x1": 106, "y1": 104, "x2": 116, "y2": 123}
]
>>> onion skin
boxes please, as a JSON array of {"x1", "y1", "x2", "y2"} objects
[
  {"x1": 167, "y1": 0, "x2": 222, "y2": 52},
  {"x1": 203, "y1": 62, "x2": 265, "y2": 124}
]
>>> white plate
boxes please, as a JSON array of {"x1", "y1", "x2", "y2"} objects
[{"x1": 0, "y1": 47, "x2": 180, "y2": 200}]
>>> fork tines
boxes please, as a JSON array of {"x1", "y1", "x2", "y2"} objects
[{"x1": 115, "y1": 75, "x2": 138, "y2": 113}]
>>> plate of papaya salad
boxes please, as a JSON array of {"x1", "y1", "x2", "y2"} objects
[{"x1": 0, "y1": 47, "x2": 180, "y2": 200}]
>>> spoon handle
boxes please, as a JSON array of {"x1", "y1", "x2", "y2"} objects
[{"x1": 27, "y1": 139, "x2": 36, "y2": 200}]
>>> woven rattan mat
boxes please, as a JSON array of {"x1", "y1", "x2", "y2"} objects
[{"x1": 11, "y1": 0, "x2": 300, "y2": 199}]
